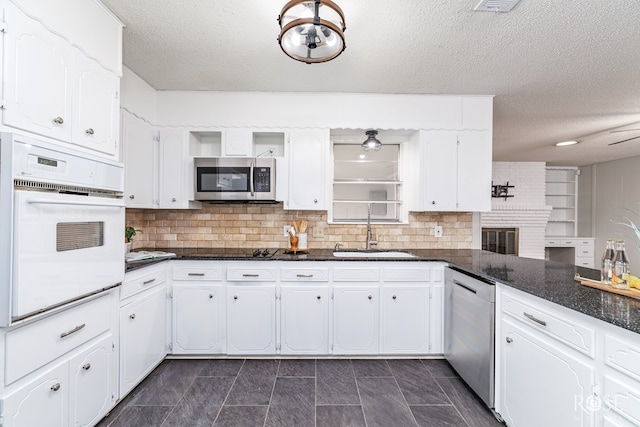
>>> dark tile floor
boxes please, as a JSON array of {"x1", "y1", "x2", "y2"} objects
[{"x1": 97, "y1": 358, "x2": 504, "y2": 427}]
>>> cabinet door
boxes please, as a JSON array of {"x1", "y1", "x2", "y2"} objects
[
  {"x1": 421, "y1": 131, "x2": 457, "y2": 211},
  {"x1": 286, "y1": 130, "x2": 329, "y2": 210},
  {"x1": 457, "y1": 130, "x2": 491, "y2": 211},
  {"x1": 122, "y1": 110, "x2": 156, "y2": 208},
  {"x1": 119, "y1": 287, "x2": 168, "y2": 397},
  {"x1": 173, "y1": 285, "x2": 224, "y2": 354},
  {"x1": 382, "y1": 286, "x2": 430, "y2": 354},
  {"x1": 2, "y1": 362, "x2": 69, "y2": 427},
  {"x1": 72, "y1": 51, "x2": 119, "y2": 157},
  {"x1": 500, "y1": 318, "x2": 595, "y2": 427},
  {"x1": 333, "y1": 286, "x2": 379, "y2": 355},
  {"x1": 3, "y1": 2, "x2": 72, "y2": 142},
  {"x1": 429, "y1": 283, "x2": 444, "y2": 354},
  {"x1": 158, "y1": 129, "x2": 186, "y2": 208},
  {"x1": 280, "y1": 286, "x2": 329, "y2": 355},
  {"x1": 226, "y1": 286, "x2": 276, "y2": 354},
  {"x1": 69, "y1": 335, "x2": 113, "y2": 427}
]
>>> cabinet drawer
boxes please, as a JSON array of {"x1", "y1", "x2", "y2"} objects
[
  {"x1": 577, "y1": 239, "x2": 594, "y2": 247},
  {"x1": 383, "y1": 267, "x2": 430, "y2": 282},
  {"x1": 227, "y1": 268, "x2": 277, "y2": 282},
  {"x1": 575, "y1": 259, "x2": 593, "y2": 268},
  {"x1": 5, "y1": 295, "x2": 111, "y2": 385},
  {"x1": 333, "y1": 267, "x2": 380, "y2": 282},
  {"x1": 121, "y1": 267, "x2": 167, "y2": 300},
  {"x1": 545, "y1": 238, "x2": 574, "y2": 247},
  {"x1": 605, "y1": 334, "x2": 640, "y2": 382},
  {"x1": 502, "y1": 294, "x2": 595, "y2": 358},
  {"x1": 281, "y1": 268, "x2": 329, "y2": 282},
  {"x1": 173, "y1": 265, "x2": 223, "y2": 281},
  {"x1": 603, "y1": 374, "x2": 640, "y2": 425},
  {"x1": 576, "y1": 246, "x2": 594, "y2": 257}
]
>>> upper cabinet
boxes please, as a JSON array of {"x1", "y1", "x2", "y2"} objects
[
  {"x1": 284, "y1": 129, "x2": 329, "y2": 210},
  {"x1": 122, "y1": 111, "x2": 156, "y2": 208},
  {"x1": 2, "y1": 1, "x2": 123, "y2": 159},
  {"x1": 545, "y1": 167, "x2": 578, "y2": 237}
]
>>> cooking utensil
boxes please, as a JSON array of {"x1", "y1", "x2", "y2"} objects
[
  {"x1": 293, "y1": 219, "x2": 299, "y2": 233},
  {"x1": 300, "y1": 220, "x2": 308, "y2": 233}
]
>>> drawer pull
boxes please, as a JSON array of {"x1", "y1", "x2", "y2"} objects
[
  {"x1": 60, "y1": 323, "x2": 86, "y2": 339},
  {"x1": 51, "y1": 383, "x2": 61, "y2": 392},
  {"x1": 188, "y1": 273, "x2": 205, "y2": 277},
  {"x1": 297, "y1": 274, "x2": 314, "y2": 278},
  {"x1": 82, "y1": 363, "x2": 91, "y2": 371},
  {"x1": 524, "y1": 312, "x2": 547, "y2": 327},
  {"x1": 129, "y1": 314, "x2": 136, "y2": 320},
  {"x1": 242, "y1": 274, "x2": 259, "y2": 278},
  {"x1": 52, "y1": 116, "x2": 64, "y2": 125},
  {"x1": 85, "y1": 128, "x2": 95, "y2": 135},
  {"x1": 143, "y1": 278, "x2": 156, "y2": 285}
]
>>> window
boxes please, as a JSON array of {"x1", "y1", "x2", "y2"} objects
[{"x1": 331, "y1": 142, "x2": 405, "y2": 223}]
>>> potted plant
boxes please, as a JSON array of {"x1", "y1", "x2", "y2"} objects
[{"x1": 125, "y1": 226, "x2": 142, "y2": 253}]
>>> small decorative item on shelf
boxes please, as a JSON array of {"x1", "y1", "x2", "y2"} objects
[{"x1": 124, "y1": 226, "x2": 142, "y2": 254}]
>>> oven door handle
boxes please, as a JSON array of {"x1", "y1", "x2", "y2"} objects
[
  {"x1": 249, "y1": 161, "x2": 255, "y2": 197},
  {"x1": 27, "y1": 199, "x2": 126, "y2": 208}
]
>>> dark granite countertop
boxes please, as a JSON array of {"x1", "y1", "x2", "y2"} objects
[{"x1": 125, "y1": 247, "x2": 640, "y2": 334}]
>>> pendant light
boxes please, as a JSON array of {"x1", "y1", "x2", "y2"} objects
[
  {"x1": 361, "y1": 129, "x2": 382, "y2": 151},
  {"x1": 278, "y1": 0, "x2": 346, "y2": 64}
]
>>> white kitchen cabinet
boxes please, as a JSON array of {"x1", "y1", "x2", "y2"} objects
[
  {"x1": 172, "y1": 285, "x2": 225, "y2": 354},
  {"x1": 418, "y1": 130, "x2": 491, "y2": 212},
  {"x1": 69, "y1": 335, "x2": 114, "y2": 427},
  {"x1": 3, "y1": 1, "x2": 73, "y2": 143},
  {"x1": 122, "y1": 110, "x2": 156, "y2": 208},
  {"x1": 545, "y1": 167, "x2": 579, "y2": 237},
  {"x1": 429, "y1": 282, "x2": 444, "y2": 353},
  {"x1": 280, "y1": 286, "x2": 329, "y2": 355},
  {"x1": 119, "y1": 286, "x2": 168, "y2": 398},
  {"x1": 158, "y1": 128, "x2": 201, "y2": 208},
  {"x1": 500, "y1": 317, "x2": 596, "y2": 427},
  {"x1": 1, "y1": 362, "x2": 69, "y2": 427},
  {"x1": 382, "y1": 286, "x2": 430, "y2": 354},
  {"x1": 285, "y1": 129, "x2": 329, "y2": 210},
  {"x1": 332, "y1": 285, "x2": 379, "y2": 355},
  {"x1": 72, "y1": 50, "x2": 119, "y2": 157},
  {"x1": 226, "y1": 285, "x2": 276, "y2": 354}
]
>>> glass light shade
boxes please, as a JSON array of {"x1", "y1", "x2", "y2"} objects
[
  {"x1": 362, "y1": 130, "x2": 382, "y2": 151},
  {"x1": 278, "y1": 0, "x2": 346, "y2": 64}
]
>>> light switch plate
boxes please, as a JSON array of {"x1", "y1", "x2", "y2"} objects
[
  {"x1": 434, "y1": 225, "x2": 443, "y2": 238},
  {"x1": 283, "y1": 225, "x2": 294, "y2": 237}
]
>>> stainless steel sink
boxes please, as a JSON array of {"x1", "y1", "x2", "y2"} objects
[{"x1": 332, "y1": 250, "x2": 417, "y2": 258}]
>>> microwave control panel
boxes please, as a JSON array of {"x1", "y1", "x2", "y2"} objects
[{"x1": 254, "y1": 167, "x2": 271, "y2": 192}]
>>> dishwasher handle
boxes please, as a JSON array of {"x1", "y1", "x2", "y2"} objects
[{"x1": 453, "y1": 280, "x2": 477, "y2": 294}]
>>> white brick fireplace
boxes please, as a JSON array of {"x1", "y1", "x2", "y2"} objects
[{"x1": 481, "y1": 162, "x2": 552, "y2": 259}]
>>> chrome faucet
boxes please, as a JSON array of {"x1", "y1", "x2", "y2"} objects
[{"x1": 366, "y1": 204, "x2": 378, "y2": 250}]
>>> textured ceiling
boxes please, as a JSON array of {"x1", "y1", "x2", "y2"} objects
[{"x1": 101, "y1": 0, "x2": 640, "y2": 166}]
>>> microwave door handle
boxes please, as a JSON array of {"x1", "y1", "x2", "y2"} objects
[
  {"x1": 249, "y1": 161, "x2": 255, "y2": 197},
  {"x1": 27, "y1": 199, "x2": 126, "y2": 208}
]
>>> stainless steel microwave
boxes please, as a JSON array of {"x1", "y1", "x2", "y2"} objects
[{"x1": 194, "y1": 157, "x2": 276, "y2": 202}]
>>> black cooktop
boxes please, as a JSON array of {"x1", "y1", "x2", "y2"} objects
[{"x1": 166, "y1": 247, "x2": 280, "y2": 259}]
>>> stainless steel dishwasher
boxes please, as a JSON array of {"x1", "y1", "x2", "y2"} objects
[{"x1": 444, "y1": 266, "x2": 496, "y2": 409}]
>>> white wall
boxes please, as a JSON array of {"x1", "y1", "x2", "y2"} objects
[
  {"x1": 592, "y1": 155, "x2": 640, "y2": 269},
  {"x1": 120, "y1": 66, "x2": 157, "y2": 122},
  {"x1": 491, "y1": 162, "x2": 547, "y2": 208}
]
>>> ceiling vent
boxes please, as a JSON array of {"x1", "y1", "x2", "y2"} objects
[{"x1": 474, "y1": 0, "x2": 521, "y2": 12}]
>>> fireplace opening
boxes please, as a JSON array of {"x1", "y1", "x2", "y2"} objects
[{"x1": 482, "y1": 228, "x2": 519, "y2": 256}]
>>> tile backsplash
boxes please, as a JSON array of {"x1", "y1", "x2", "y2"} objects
[{"x1": 126, "y1": 205, "x2": 472, "y2": 250}]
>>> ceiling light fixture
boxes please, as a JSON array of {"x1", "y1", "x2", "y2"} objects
[
  {"x1": 555, "y1": 140, "x2": 579, "y2": 147},
  {"x1": 277, "y1": 0, "x2": 346, "y2": 64},
  {"x1": 361, "y1": 129, "x2": 382, "y2": 151}
]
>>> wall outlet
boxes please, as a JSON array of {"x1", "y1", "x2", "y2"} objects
[
  {"x1": 313, "y1": 225, "x2": 325, "y2": 238},
  {"x1": 283, "y1": 225, "x2": 294, "y2": 237},
  {"x1": 434, "y1": 225, "x2": 443, "y2": 238}
]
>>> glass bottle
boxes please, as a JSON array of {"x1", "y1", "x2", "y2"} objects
[
  {"x1": 600, "y1": 238, "x2": 615, "y2": 284},
  {"x1": 611, "y1": 240, "x2": 630, "y2": 290}
]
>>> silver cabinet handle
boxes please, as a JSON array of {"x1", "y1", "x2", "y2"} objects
[
  {"x1": 392, "y1": 295, "x2": 397, "y2": 300},
  {"x1": 129, "y1": 314, "x2": 136, "y2": 320},
  {"x1": 313, "y1": 199, "x2": 318, "y2": 203},
  {"x1": 431, "y1": 201, "x2": 436, "y2": 205},
  {"x1": 317, "y1": 295, "x2": 321, "y2": 300},
  {"x1": 368, "y1": 295, "x2": 373, "y2": 300},
  {"x1": 60, "y1": 323, "x2": 86, "y2": 339},
  {"x1": 297, "y1": 274, "x2": 313, "y2": 278},
  {"x1": 242, "y1": 274, "x2": 259, "y2": 278},
  {"x1": 129, "y1": 195, "x2": 135, "y2": 199},
  {"x1": 233, "y1": 295, "x2": 238, "y2": 300},
  {"x1": 27, "y1": 198, "x2": 125, "y2": 208},
  {"x1": 524, "y1": 312, "x2": 547, "y2": 327},
  {"x1": 53, "y1": 117, "x2": 64, "y2": 125},
  {"x1": 506, "y1": 337, "x2": 513, "y2": 343},
  {"x1": 143, "y1": 278, "x2": 156, "y2": 285},
  {"x1": 188, "y1": 273, "x2": 205, "y2": 277},
  {"x1": 51, "y1": 383, "x2": 61, "y2": 391},
  {"x1": 172, "y1": 197, "x2": 177, "y2": 202},
  {"x1": 209, "y1": 294, "x2": 214, "y2": 299},
  {"x1": 85, "y1": 128, "x2": 94, "y2": 135},
  {"x1": 82, "y1": 363, "x2": 91, "y2": 370}
]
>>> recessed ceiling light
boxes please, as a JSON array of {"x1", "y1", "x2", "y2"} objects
[{"x1": 555, "y1": 140, "x2": 579, "y2": 147}]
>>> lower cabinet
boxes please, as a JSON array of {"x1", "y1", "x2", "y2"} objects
[
  {"x1": 382, "y1": 286, "x2": 430, "y2": 354},
  {"x1": 500, "y1": 317, "x2": 596, "y2": 427},
  {"x1": 333, "y1": 285, "x2": 379, "y2": 355},
  {"x1": 280, "y1": 286, "x2": 329, "y2": 355},
  {"x1": 226, "y1": 285, "x2": 276, "y2": 354},
  {"x1": 173, "y1": 285, "x2": 225, "y2": 354},
  {"x1": 119, "y1": 286, "x2": 168, "y2": 398}
]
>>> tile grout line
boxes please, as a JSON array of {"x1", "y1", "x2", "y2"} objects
[
  {"x1": 158, "y1": 362, "x2": 204, "y2": 427},
  {"x1": 387, "y1": 360, "x2": 420, "y2": 427},
  {"x1": 352, "y1": 359, "x2": 369, "y2": 427},
  {"x1": 210, "y1": 359, "x2": 246, "y2": 427},
  {"x1": 419, "y1": 359, "x2": 471, "y2": 426},
  {"x1": 262, "y1": 359, "x2": 281, "y2": 427}
]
